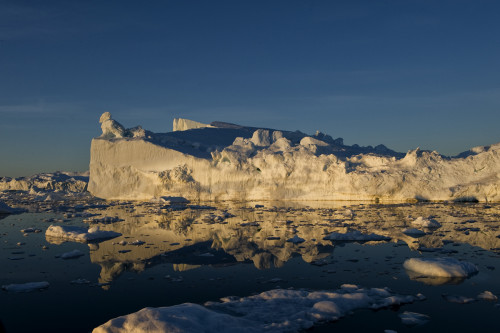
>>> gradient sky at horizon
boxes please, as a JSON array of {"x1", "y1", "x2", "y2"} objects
[{"x1": 1, "y1": 0, "x2": 499, "y2": 177}]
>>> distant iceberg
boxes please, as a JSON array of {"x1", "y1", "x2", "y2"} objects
[{"x1": 88, "y1": 113, "x2": 500, "y2": 202}]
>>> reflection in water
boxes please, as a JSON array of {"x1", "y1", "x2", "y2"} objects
[
  {"x1": 43, "y1": 201, "x2": 500, "y2": 287},
  {"x1": 404, "y1": 269, "x2": 469, "y2": 286}
]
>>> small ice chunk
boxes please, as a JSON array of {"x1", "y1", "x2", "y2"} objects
[
  {"x1": 60, "y1": 249, "x2": 85, "y2": 259},
  {"x1": 412, "y1": 217, "x2": 441, "y2": 228},
  {"x1": 403, "y1": 257, "x2": 478, "y2": 278},
  {"x1": 399, "y1": 311, "x2": 430, "y2": 326},
  {"x1": 130, "y1": 240, "x2": 145, "y2": 246},
  {"x1": 286, "y1": 235, "x2": 305, "y2": 244},
  {"x1": 2, "y1": 281, "x2": 49, "y2": 292},
  {"x1": 477, "y1": 291, "x2": 498, "y2": 302},
  {"x1": 442, "y1": 294, "x2": 476, "y2": 304},
  {"x1": 20, "y1": 227, "x2": 42, "y2": 233}
]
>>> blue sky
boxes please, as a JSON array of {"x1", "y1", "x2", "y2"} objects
[{"x1": 1, "y1": 0, "x2": 499, "y2": 177}]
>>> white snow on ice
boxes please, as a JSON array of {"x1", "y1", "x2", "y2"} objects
[
  {"x1": 93, "y1": 285, "x2": 424, "y2": 333},
  {"x1": 403, "y1": 257, "x2": 478, "y2": 278}
]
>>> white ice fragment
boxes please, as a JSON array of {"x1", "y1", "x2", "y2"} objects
[
  {"x1": 286, "y1": 235, "x2": 305, "y2": 244},
  {"x1": 60, "y1": 249, "x2": 85, "y2": 259},
  {"x1": 2, "y1": 281, "x2": 49, "y2": 292},
  {"x1": 323, "y1": 230, "x2": 390, "y2": 242},
  {"x1": 45, "y1": 225, "x2": 121, "y2": 243},
  {"x1": 130, "y1": 240, "x2": 145, "y2": 246},
  {"x1": 94, "y1": 286, "x2": 424, "y2": 333},
  {"x1": 403, "y1": 257, "x2": 478, "y2": 278},
  {"x1": 411, "y1": 217, "x2": 441, "y2": 228},
  {"x1": 399, "y1": 311, "x2": 430, "y2": 326},
  {"x1": 477, "y1": 291, "x2": 498, "y2": 302}
]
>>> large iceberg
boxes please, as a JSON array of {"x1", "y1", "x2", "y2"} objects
[{"x1": 88, "y1": 113, "x2": 500, "y2": 201}]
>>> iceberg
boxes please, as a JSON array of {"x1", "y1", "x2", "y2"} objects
[{"x1": 88, "y1": 113, "x2": 500, "y2": 202}]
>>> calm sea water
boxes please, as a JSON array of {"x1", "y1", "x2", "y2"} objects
[{"x1": 0, "y1": 200, "x2": 499, "y2": 332}]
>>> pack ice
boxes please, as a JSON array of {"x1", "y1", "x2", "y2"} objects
[{"x1": 88, "y1": 113, "x2": 500, "y2": 201}]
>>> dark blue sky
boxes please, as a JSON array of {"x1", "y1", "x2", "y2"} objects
[{"x1": 1, "y1": 0, "x2": 499, "y2": 177}]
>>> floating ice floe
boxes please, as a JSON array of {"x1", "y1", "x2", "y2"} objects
[
  {"x1": 45, "y1": 225, "x2": 121, "y2": 243},
  {"x1": 477, "y1": 291, "x2": 498, "y2": 302},
  {"x1": 323, "y1": 230, "x2": 390, "y2": 242},
  {"x1": 442, "y1": 294, "x2": 476, "y2": 304},
  {"x1": 399, "y1": 311, "x2": 430, "y2": 326},
  {"x1": 93, "y1": 285, "x2": 424, "y2": 333},
  {"x1": 60, "y1": 249, "x2": 85, "y2": 259},
  {"x1": 411, "y1": 217, "x2": 441, "y2": 228},
  {"x1": 20, "y1": 227, "x2": 42, "y2": 233},
  {"x1": 403, "y1": 257, "x2": 478, "y2": 278},
  {"x1": 2, "y1": 281, "x2": 49, "y2": 292}
]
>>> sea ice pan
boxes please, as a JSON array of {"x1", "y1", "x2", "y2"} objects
[
  {"x1": 93, "y1": 285, "x2": 424, "y2": 333},
  {"x1": 45, "y1": 225, "x2": 121, "y2": 243},
  {"x1": 403, "y1": 257, "x2": 478, "y2": 278}
]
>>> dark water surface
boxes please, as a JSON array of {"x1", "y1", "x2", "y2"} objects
[{"x1": 0, "y1": 200, "x2": 499, "y2": 332}]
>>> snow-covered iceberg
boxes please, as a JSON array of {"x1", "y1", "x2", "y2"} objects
[
  {"x1": 93, "y1": 285, "x2": 424, "y2": 333},
  {"x1": 88, "y1": 113, "x2": 500, "y2": 202}
]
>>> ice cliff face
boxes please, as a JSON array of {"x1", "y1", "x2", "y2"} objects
[{"x1": 88, "y1": 113, "x2": 500, "y2": 202}]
